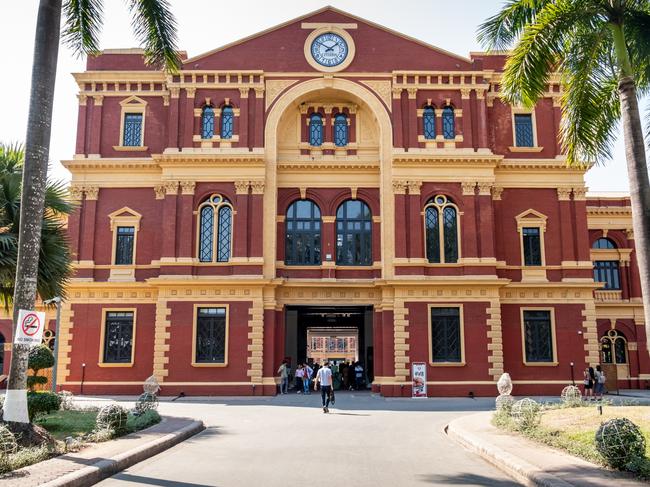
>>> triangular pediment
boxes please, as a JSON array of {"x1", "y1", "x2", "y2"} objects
[
  {"x1": 108, "y1": 206, "x2": 142, "y2": 220},
  {"x1": 184, "y1": 6, "x2": 473, "y2": 72},
  {"x1": 120, "y1": 95, "x2": 147, "y2": 107}
]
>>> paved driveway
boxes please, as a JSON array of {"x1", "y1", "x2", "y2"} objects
[{"x1": 96, "y1": 392, "x2": 521, "y2": 487}]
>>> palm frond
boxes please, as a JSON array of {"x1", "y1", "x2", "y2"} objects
[
  {"x1": 0, "y1": 143, "x2": 24, "y2": 174},
  {"x1": 501, "y1": 0, "x2": 590, "y2": 106},
  {"x1": 623, "y1": 8, "x2": 650, "y2": 88},
  {"x1": 45, "y1": 180, "x2": 75, "y2": 216},
  {"x1": 127, "y1": 0, "x2": 180, "y2": 72},
  {"x1": 560, "y1": 27, "x2": 620, "y2": 165},
  {"x1": 62, "y1": 0, "x2": 104, "y2": 57},
  {"x1": 477, "y1": 0, "x2": 553, "y2": 50}
]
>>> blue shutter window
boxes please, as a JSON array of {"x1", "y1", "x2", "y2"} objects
[
  {"x1": 423, "y1": 106, "x2": 436, "y2": 140},
  {"x1": 334, "y1": 113, "x2": 348, "y2": 147},
  {"x1": 202, "y1": 106, "x2": 215, "y2": 139},
  {"x1": 309, "y1": 113, "x2": 323, "y2": 146},
  {"x1": 122, "y1": 113, "x2": 143, "y2": 146},
  {"x1": 442, "y1": 106, "x2": 455, "y2": 139},
  {"x1": 514, "y1": 114, "x2": 534, "y2": 147},
  {"x1": 221, "y1": 106, "x2": 234, "y2": 139}
]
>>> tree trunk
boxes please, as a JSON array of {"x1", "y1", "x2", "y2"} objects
[
  {"x1": 4, "y1": 0, "x2": 61, "y2": 425},
  {"x1": 618, "y1": 76, "x2": 650, "y2": 360}
]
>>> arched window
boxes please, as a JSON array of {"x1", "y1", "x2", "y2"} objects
[
  {"x1": 593, "y1": 237, "x2": 616, "y2": 249},
  {"x1": 442, "y1": 106, "x2": 455, "y2": 139},
  {"x1": 201, "y1": 106, "x2": 215, "y2": 139},
  {"x1": 425, "y1": 195, "x2": 459, "y2": 263},
  {"x1": 600, "y1": 329, "x2": 628, "y2": 364},
  {"x1": 221, "y1": 105, "x2": 234, "y2": 139},
  {"x1": 336, "y1": 200, "x2": 372, "y2": 266},
  {"x1": 309, "y1": 113, "x2": 323, "y2": 146},
  {"x1": 423, "y1": 106, "x2": 436, "y2": 139},
  {"x1": 285, "y1": 200, "x2": 321, "y2": 265},
  {"x1": 334, "y1": 113, "x2": 348, "y2": 147},
  {"x1": 198, "y1": 194, "x2": 232, "y2": 263}
]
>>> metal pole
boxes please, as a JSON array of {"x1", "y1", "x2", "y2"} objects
[
  {"x1": 570, "y1": 362, "x2": 575, "y2": 386},
  {"x1": 50, "y1": 298, "x2": 61, "y2": 392}
]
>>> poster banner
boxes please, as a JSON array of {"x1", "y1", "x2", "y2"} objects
[
  {"x1": 14, "y1": 309, "x2": 46, "y2": 347},
  {"x1": 412, "y1": 362, "x2": 427, "y2": 398}
]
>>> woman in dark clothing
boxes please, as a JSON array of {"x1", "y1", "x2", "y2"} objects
[{"x1": 583, "y1": 366, "x2": 595, "y2": 400}]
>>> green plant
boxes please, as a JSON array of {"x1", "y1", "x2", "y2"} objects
[
  {"x1": 595, "y1": 417, "x2": 646, "y2": 469},
  {"x1": 26, "y1": 344, "x2": 55, "y2": 390},
  {"x1": 95, "y1": 404, "x2": 128, "y2": 434},
  {"x1": 511, "y1": 398, "x2": 541, "y2": 431},
  {"x1": 134, "y1": 392, "x2": 159, "y2": 415},
  {"x1": 0, "y1": 444, "x2": 54, "y2": 474},
  {"x1": 127, "y1": 410, "x2": 161, "y2": 432},
  {"x1": 27, "y1": 391, "x2": 61, "y2": 421}
]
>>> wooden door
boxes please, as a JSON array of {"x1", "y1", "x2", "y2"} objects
[{"x1": 601, "y1": 363, "x2": 618, "y2": 393}]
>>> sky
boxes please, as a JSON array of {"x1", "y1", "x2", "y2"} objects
[{"x1": 1, "y1": 0, "x2": 646, "y2": 192}]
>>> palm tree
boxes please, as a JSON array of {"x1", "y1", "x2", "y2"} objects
[
  {"x1": 4, "y1": 0, "x2": 180, "y2": 425},
  {"x1": 0, "y1": 143, "x2": 73, "y2": 308},
  {"x1": 478, "y1": 1, "x2": 650, "y2": 354}
]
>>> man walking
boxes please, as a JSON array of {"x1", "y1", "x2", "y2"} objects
[
  {"x1": 315, "y1": 361, "x2": 333, "y2": 413},
  {"x1": 277, "y1": 360, "x2": 289, "y2": 394}
]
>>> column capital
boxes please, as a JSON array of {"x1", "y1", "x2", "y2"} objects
[
  {"x1": 477, "y1": 182, "x2": 492, "y2": 196},
  {"x1": 92, "y1": 95, "x2": 104, "y2": 106},
  {"x1": 239, "y1": 87, "x2": 250, "y2": 98},
  {"x1": 461, "y1": 181, "x2": 477, "y2": 196},
  {"x1": 84, "y1": 186, "x2": 99, "y2": 200},
  {"x1": 250, "y1": 179, "x2": 265, "y2": 194},
  {"x1": 78, "y1": 94, "x2": 88, "y2": 106},
  {"x1": 180, "y1": 180, "x2": 196, "y2": 195},
  {"x1": 254, "y1": 87, "x2": 265, "y2": 98},
  {"x1": 572, "y1": 187, "x2": 587, "y2": 200},
  {"x1": 392, "y1": 87, "x2": 403, "y2": 99},
  {"x1": 491, "y1": 186, "x2": 504, "y2": 201},
  {"x1": 626, "y1": 228, "x2": 634, "y2": 240},
  {"x1": 68, "y1": 186, "x2": 84, "y2": 201},
  {"x1": 406, "y1": 87, "x2": 418, "y2": 99},
  {"x1": 163, "y1": 180, "x2": 179, "y2": 195},
  {"x1": 154, "y1": 185, "x2": 166, "y2": 200},
  {"x1": 460, "y1": 88, "x2": 472, "y2": 99},
  {"x1": 407, "y1": 180, "x2": 422, "y2": 195},
  {"x1": 234, "y1": 180, "x2": 250, "y2": 194},
  {"x1": 185, "y1": 87, "x2": 196, "y2": 98},
  {"x1": 392, "y1": 180, "x2": 407, "y2": 194},
  {"x1": 557, "y1": 187, "x2": 572, "y2": 201},
  {"x1": 170, "y1": 87, "x2": 180, "y2": 98}
]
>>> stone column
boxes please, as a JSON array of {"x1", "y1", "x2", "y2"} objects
[
  {"x1": 254, "y1": 88, "x2": 264, "y2": 148},
  {"x1": 233, "y1": 180, "x2": 250, "y2": 258},
  {"x1": 75, "y1": 95, "x2": 88, "y2": 155},
  {"x1": 239, "y1": 88, "x2": 250, "y2": 149},
  {"x1": 392, "y1": 88, "x2": 404, "y2": 149},
  {"x1": 89, "y1": 95, "x2": 103, "y2": 155},
  {"x1": 407, "y1": 181, "x2": 423, "y2": 259},
  {"x1": 552, "y1": 96, "x2": 563, "y2": 156},
  {"x1": 461, "y1": 182, "x2": 479, "y2": 259},
  {"x1": 572, "y1": 187, "x2": 590, "y2": 262},
  {"x1": 167, "y1": 87, "x2": 180, "y2": 149},
  {"x1": 79, "y1": 186, "x2": 99, "y2": 263},
  {"x1": 477, "y1": 183, "x2": 495, "y2": 258},
  {"x1": 67, "y1": 186, "x2": 84, "y2": 261},
  {"x1": 249, "y1": 180, "x2": 265, "y2": 257},
  {"x1": 460, "y1": 88, "x2": 473, "y2": 148},
  {"x1": 178, "y1": 181, "x2": 196, "y2": 261},
  {"x1": 182, "y1": 88, "x2": 195, "y2": 148},
  {"x1": 393, "y1": 181, "x2": 407, "y2": 259},
  {"x1": 476, "y1": 90, "x2": 488, "y2": 149},
  {"x1": 160, "y1": 181, "x2": 179, "y2": 262},
  {"x1": 407, "y1": 88, "x2": 418, "y2": 149},
  {"x1": 557, "y1": 188, "x2": 575, "y2": 264}
]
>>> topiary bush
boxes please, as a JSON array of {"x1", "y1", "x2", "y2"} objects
[
  {"x1": 511, "y1": 398, "x2": 541, "y2": 431},
  {"x1": 27, "y1": 391, "x2": 61, "y2": 421},
  {"x1": 134, "y1": 392, "x2": 159, "y2": 415},
  {"x1": 27, "y1": 345, "x2": 55, "y2": 391},
  {"x1": 96, "y1": 404, "x2": 128, "y2": 434},
  {"x1": 595, "y1": 418, "x2": 646, "y2": 469}
]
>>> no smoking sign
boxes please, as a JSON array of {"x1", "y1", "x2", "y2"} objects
[{"x1": 14, "y1": 309, "x2": 46, "y2": 346}]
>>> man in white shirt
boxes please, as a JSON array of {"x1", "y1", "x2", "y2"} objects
[{"x1": 315, "y1": 362, "x2": 333, "y2": 413}]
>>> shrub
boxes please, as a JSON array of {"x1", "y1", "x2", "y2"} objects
[
  {"x1": 511, "y1": 398, "x2": 541, "y2": 431},
  {"x1": 27, "y1": 345, "x2": 54, "y2": 391},
  {"x1": 27, "y1": 391, "x2": 61, "y2": 421},
  {"x1": 595, "y1": 418, "x2": 646, "y2": 470},
  {"x1": 96, "y1": 404, "x2": 128, "y2": 434},
  {"x1": 134, "y1": 392, "x2": 159, "y2": 415},
  {"x1": 128, "y1": 410, "x2": 161, "y2": 432}
]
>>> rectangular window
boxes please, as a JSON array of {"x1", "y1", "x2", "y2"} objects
[
  {"x1": 523, "y1": 310, "x2": 554, "y2": 363},
  {"x1": 195, "y1": 307, "x2": 227, "y2": 364},
  {"x1": 522, "y1": 227, "x2": 542, "y2": 266},
  {"x1": 122, "y1": 113, "x2": 143, "y2": 146},
  {"x1": 103, "y1": 311, "x2": 134, "y2": 363},
  {"x1": 593, "y1": 260, "x2": 621, "y2": 290},
  {"x1": 514, "y1": 114, "x2": 534, "y2": 147},
  {"x1": 115, "y1": 226, "x2": 135, "y2": 265},
  {"x1": 430, "y1": 307, "x2": 462, "y2": 362}
]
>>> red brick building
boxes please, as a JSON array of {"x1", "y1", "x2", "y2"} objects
[{"x1": 2, "y1": 7, "x2": 647, "y2": 396}]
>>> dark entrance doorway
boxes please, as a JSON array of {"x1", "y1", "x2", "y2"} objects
[{"x1": 284, "y1": 305, "x2": 373, "y2": 386}]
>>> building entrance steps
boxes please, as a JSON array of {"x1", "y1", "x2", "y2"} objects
[{"x1": 447, "y1": 411, "x2": 646, "y2": 487}]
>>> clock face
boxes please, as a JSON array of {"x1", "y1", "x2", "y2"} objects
[{"x1": 310, "y1": 32, "x2": 349, "y2": 67}]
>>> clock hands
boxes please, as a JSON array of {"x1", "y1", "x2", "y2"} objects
[{"x1": 314, "y1": 39, "x2": 338, "y2": 52}]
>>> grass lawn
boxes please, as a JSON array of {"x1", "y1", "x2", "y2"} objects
[{"x1": 34, "y1": 410, "x2": 98, "y2": 440}]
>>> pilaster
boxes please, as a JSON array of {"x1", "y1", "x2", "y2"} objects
[{"x1": 153, "y1": 298, "x2": 171, "y2": 382}]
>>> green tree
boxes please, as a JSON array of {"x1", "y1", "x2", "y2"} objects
[
  {"x1": 0, "y1": 143, "x2": 72, "y2": 308},
  {"x1": 479, "y1": 1, "x2": 650, "y2": 351},
  {"x1": 5, "y1": 0, "x2": 180, "y2": 427}
]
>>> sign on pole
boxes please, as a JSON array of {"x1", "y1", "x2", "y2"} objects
[
  {"x1": 14, "y1": 309, "x2": 46, "y2": 347},
  {"x1": 412, "y1": 362, "x2": 427, "y2": 398}
]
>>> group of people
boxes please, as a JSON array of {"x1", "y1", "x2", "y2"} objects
[
  {"x1": 276, "y1": 359, "x2": 367, "y2": 395},
  {"x1": 583, "y1": 365, "x2": 607, "y2": 400},
  {"x1": 276, "y1": 359, "x2": 336, "y2": 413}
]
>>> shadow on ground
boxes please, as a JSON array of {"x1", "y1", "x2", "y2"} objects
[{"x1": 419, "y1": 472, "x2": 521, "y2": 486}]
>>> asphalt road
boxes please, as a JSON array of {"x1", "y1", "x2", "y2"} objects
[{"x1": 96, "y1": 392, "x2": 521, "y2": 487}]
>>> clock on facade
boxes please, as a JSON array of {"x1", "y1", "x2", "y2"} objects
[{"x1": 310, "y1": 32, "x2": 349, "y2": 67}]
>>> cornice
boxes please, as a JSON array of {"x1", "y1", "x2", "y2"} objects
[
  {"x1": 277, "y1": 160, "x2": 380, "y2": 171},
  {"x1": 497, "y1": 158, "x2": 587, "y2": 171},
  {"x1": 153, "y1": 151, "x2": 265, "y2": 166},
  {"x1": 62, "y1": 157, "x2": 158, "y2": 171},
  {"x1": 586, "y1": 206, "x2": 632, "y2": 216},
  {"x1": 392, "y1": 150, "x2": 502, "y2": 166}
]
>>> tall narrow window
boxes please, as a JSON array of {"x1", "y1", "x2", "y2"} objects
[
  {"x1": 221, "y1": 105, "x2": 234, "y2": 139},
  {"x1": 285, "y1": 200, "x2": 321, "y2": 265},
  {"x1": 601, "y1": 330, "x2": 628, "y2": 364},
  {"x1": 425, "y1": 195, "x2": 459, "y2": 263},
  {"x1": 593, "y1": 261, "x2": 621, "y2": 289},
  {"x1": 103, "y1": 311, "x2": 134, "y2": 364},
  {"x1": 514, "y1": 114, "x2": 534, "y2": 147},
  {"x1": 423, "y1": 106, "x2": 436, "y2": 139},
  {"x1": 334, "y1": 113, "x2": 348, "y2": 146},
  {"x1": 115, "y1": 226, "x2": 135, "y2": 265},
  {"x1": 195, "y1": 307, "x2": 227, "y2": 364},
  {"x1": 442, "y1": 106, "x2": 455, "y2": 139},
  {"x1": 336, "y1": 200, "x2": 372, "y2": 266},
  {"x1": 309, "y1": 113, "x2": 323, "y2": 146},
  {"x1": 430, "y1": 307, "x2": 462, "y2": 362},
  {"x1": 522, "y1": 227, "x2": 542, "y2": 266},
  {"x1": 198, "y1": 194, "x2": 232, "y2": 263},
  {"x1": 122, "y1": 113, "x2": 143, "y2": 146},
  {"x1": 523, "y1": 310, "x2": 554, "y2": 363},
  {"x1": 201, "y1": 106, "x2": 215, "y2": 139}
]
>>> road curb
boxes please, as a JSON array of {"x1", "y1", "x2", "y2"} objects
[
  {"x1": 446, "y1": 413, "x2": 573, "y2": 487},
  {"x1": 39, "y1": 419, "x2": 205, "y2": 487}
]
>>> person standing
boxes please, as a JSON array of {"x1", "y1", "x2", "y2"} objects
[
  {"x1": 583, "y1": 366, "x2": 595, "y2": 400},
  {"x1": 295, "y1": 365, "x2": 305, "y2": 394},
  {"x1": 277, "y1": 360, "x2": 289, "y2": 394},
  {"x1": 303, "y1": 362, "x2": 313, "y2": 394},
  {"x1": 315, "y1": 362, "x2": 333, "y2": 413},
  {"x1": 594, "y1": 365, "x2": 606, "y2": 400},
  {"x1": 355, "y1": 362, "x2": 364, "y2": 391}
]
